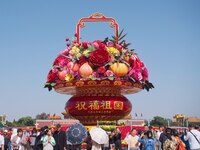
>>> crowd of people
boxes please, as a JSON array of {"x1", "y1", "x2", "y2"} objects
[
  {"x1": 0, "y1": 124, "x2": 200, "y2": 150},
  {"x1": 122, "y1": 124, "x2": 200, "y2": 150},
  {"x1": 0, "y1": 124, "x2": 67, "y2": 150}
]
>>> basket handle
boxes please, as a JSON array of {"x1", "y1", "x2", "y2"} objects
[{"x1": 76, "y1": 13, "x2": 119, "y2": 44}]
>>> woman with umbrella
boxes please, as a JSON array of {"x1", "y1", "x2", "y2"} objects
[
  {"x1": 89, "y1": 127, "x2": 109, "y2": 150},
  {"x1": 66, "y1": 123, "x2": 88, "y2": 150}
]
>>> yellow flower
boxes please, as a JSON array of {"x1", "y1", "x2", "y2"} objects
[
  {"x1": 107, "y1": 47, "x2": 119, "y2": 54},
  {"x1": 65, "y1": 74, "x2": 74, "y2": 82},
  {"x1": 72, "y1": 46, "x2": 80, "y2": 53},
  {"x1": 83, "y1": 49, "x2": 90, "y2": 55}
]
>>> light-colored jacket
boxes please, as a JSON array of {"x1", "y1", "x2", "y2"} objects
[
  {"x1": 11, "y1": 135, "x2": 27, "y2": 150},
  {"x1": 41, "y1": 135, "x2": 56, "y2": 150}
]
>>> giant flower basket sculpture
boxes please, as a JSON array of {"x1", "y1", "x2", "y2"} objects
[{"x1": 45, "y1": 13, "x2": 154, "y2": 125}]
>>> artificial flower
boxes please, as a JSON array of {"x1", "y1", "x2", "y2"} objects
[
  {"x1": 53, "y1": 55, "x2": 70, "y2": 68},
  {"x1": 65, "y1": 74, "x2": 74, "y2": 81},
  {"x1": 82, "y1": 41, "x2": 88, "y2": 49},
  {"x1": 47, "y1": 70, "x2": 57, "y2": 82},
  {"x1": 88, "y1": 49, "x2": 111, "y2": 67},
  {"x1": 83, "y1": 49, "x2": 90, "y2": 55},
  {"x1": 97, "y1": 67, "x2": 106, "y2": 74},
  {"x1": 104, "y1": 70, "x2": 114, "y2": 77},
  {"x1": 106, "y1": 47, "x2": 119, "y2": 55}
]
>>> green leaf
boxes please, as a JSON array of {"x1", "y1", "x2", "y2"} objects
[
  {"x1": 129, "y1": 77, "x2": 135, "y2": 82},
  {"x1": 112, "y1": 36, "x2": 116, "y2": 40},
  {"x1": 108, "y1": 76, "x2": 114, "y2": 81},
  {"x1": 50, "y1": 83, "x2": 56, "y2": 87},
  {"x1": 88, "y1": 45, "x2": 95, "y2": 51},
  {"x1": 44, "y1": 83, "x2": 50, "y2": 88},
  {"x1": 109, "y1": 39, "x2": 116, "y2": 44},
  {"x1": 121, "y1": 60, "x2": 130, "y2": 66},
  {"x1": 48, "y1": 86, "x2": 52, "y2": 91},
  {"x1": 118, "y1": 29, "x2": 124, "y2": 38},
  {"x1": 104, "y1": 62, "x2": 113, "y2": 67},
  {"x1": 124, "y1": 43, "x2": 131, "y2": 48},
  {"x1": 119, "y1": 33, "x2": 127, "y2": 41}
]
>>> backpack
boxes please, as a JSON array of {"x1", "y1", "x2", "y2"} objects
[{"x1": 145, "y1": 139, "x2": 154, "y2": 150}]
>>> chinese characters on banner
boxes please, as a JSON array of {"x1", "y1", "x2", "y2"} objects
[{"x1": 75, "y1": 100, "x2": 124, "y2": 114}]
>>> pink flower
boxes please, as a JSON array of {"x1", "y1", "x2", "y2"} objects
[
  {"x1": 92, "y1": 72, "x2": 99, "y2": 78},
  {"x1": 52, "y1": 68, "x2": 58, "y2": 73},
  {"x1": 59, "y1": 48, "x2": 70, "y2": 55},
  {"x1": 142, "y1": 67, "x2": 149, "y2": 81},
  {"x1": 116, "y1": 44, "x2": 123, "y2": 50},
  {"x1": 92, "y1": 40, "x2": 106, "y2": 50},
  {"x1": 104, "y1": 70, "x2": 114, "y2": 77},
  {"x1": 92, "y1": 42, "x2": 99, "y2": 49},
  {"x1": 130, "y1": 54, "x2": 142, "y2": 68},
  {"x1": 129, "y1": 67, "x2": 143, "y2": 81},
  {"x1": 107, "y1": 42, "x2": 114, "y2": 47},
  {"x1": 47, "y1": 70, "x2": 57, "y2": 82},
  {"x1": 53, "y1": 55, "x2": 71, "y2": 68}
]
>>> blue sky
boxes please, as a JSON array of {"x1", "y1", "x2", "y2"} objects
[{"x1": 0, "y1": 0, "x2": 200, "y2": 121}]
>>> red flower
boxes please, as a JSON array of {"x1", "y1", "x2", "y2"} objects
[
  {"x1": 92, "y1": 40, "x2": 106, "y2": 50},
  {"x1": 78, "y1": 55, "x2": 87, "y2": 66},
  {"x1": 82, "y1": 41, "x2": 88, "y2": 49},
  {"x1": 53, "y1": 55, "x2": 70, "y2": 68},
  {"x1": 47, "y1": 70, "x2": 57, "y2": 82},
  {"x1": 97, "y1": 67, "x2": 106, "y2": 74},
  {"x1": 89, "y1": 49, "x2": 111, "y2": 67},
  {"x1": 142, "y1": 67, "x2": 149, "y2": 81}
]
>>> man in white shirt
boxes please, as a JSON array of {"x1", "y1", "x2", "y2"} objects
[
  {"x1": 124, "y1": 128, "x2": 139, "y2": 150},
  {"x1": 184, "y1": 124, "x2": 200, "y2": 150},
  {"x1": 156, "y1": 126, "x2": 164, "y2": 150},
  {"x1": 0, "y1": 133, "x2": 4, "y2": 150}
]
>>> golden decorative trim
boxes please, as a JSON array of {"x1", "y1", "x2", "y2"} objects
[{"x1": 54, "y1": 80, "x2": 143, "y2": 95}]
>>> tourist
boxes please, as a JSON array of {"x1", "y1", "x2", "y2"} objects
[
  {"x1": 161, "y1": 128, "x2": 177, "y2": 150},
  {"x1": 41, "y1": 128, "x2": 56, "y2": 150},
  {"x1": 3, "y1": 130, "x2": 9, "y2": 150},
  {"x1": 138, "y1": 131, "x2": 156, "y2": 150},
  {"x1": 34, "y1": 126, "x2": 48, "y2": 150},
  {"x1": 11, "y1": 128, "x2": 27, "y2": 150},
  {"x1": 10, "y1": 128, "x2": 17, "y2": 142},
  {"x1": 0, "y1": 130, "x2": 4, "y2": 150},
  {"x1": 113, "y1": 128, "x2": 122, "y2": 150},
  {"x1": 155, "y1": 126, "x2": 164, "y2": 150},
  {"x1": 91, "y1": 140, "x2": 102, "y2": 150},
  {"x1": 172, "y1": 129, "x2": 186, "y2": 150},
  {"x1": 53, "y1": 124, "x2": 67, "y2": 150},
  {"x1": 180, "y1": 130, "x2": 190, "y2": 150},
  {"x1": 30, "y1": 128, "x2": 37, "y2": 150},
  {"x1": 109, "y1": 130, "x2": 115, "y2": 150},
  {"x1": 124, "y1": 128, "x2": 140, "y2": 150},
  {"x1": 184, "y1": 124, "x2": 200, "y2": 150},
  {"x1": 85, "y1": 130, "x2": 92, "y2": 150}
]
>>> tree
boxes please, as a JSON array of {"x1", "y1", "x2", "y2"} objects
[
  {"x1": 18, "y1": 116, "x2": 35, "y2": 126},
  {"x1": 150, "y1": 116, "x2": 168, "y2": 127},
  {"x1": 35, "y1": 112, "x2": 49, "y2": 120}
]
